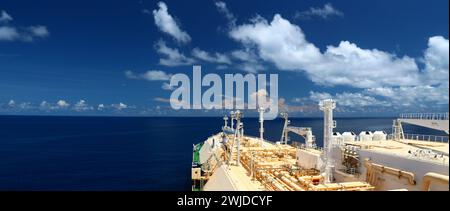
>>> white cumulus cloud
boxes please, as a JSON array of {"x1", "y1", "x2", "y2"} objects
[
  {"x1": 74, "y1": 100, "x2": 93, "y2": 112},
  {"x1": 0, "y1": 10, "x2": 12, "y2": 23},
  {"x1": 19, "y1": 102, "x2": 33, "y2": 110},
  {"x1": 8, "y1": 99, "x2": 16, "y2": 107},
  {"x1": 295, "y1": 3, "x2": 343, "y2": 20},
  {"x1": 230, "y1": 14, "x2": 421, "y2": 88},
  {"x1": 111, "y1": 102, "x2": 128, "y2": 110},
  {"x1": 423, "y1": 36, "x2": 449, "y2": 85},
  {"x1": 215, "y1": 1, "x2": 236, "y2": 28},
  {"x1": 161, "y1": 82, "x2": 174, "y2": 90},
  {"x1": 230, "y1": 14, "x2": 323, "y2": 72},
  {"x1": 228, "y1": 12, "x2": 449, "y2": 110},
  {"x1": 39, "y1": 101, "x2": 52, "y2": 110},
  {"x1": 141, "y1": 70, "x2": 171, "y2": 81},
  {"x1": 192, "y1": 48, "x2": 232, "y2": 64},
  {"x1": 28, "y1": 25, "x2": 49, "y2": 38},
  {"x1": 153, "y1": 1, "x2": 191, "y2": 43},
  {"x1": 366, "y1": 85, "x2": 448, "y2": 107},
  {"x1": 57, "y1": 100, "x2": 70, "y2": 108},
  {"x1": 0, "y1": 26, "x2": 19, "y2": 41},
  {"x1": 0, "y1": 11, "x2": 49, "y2": 42},
  {"x1": 98, "y1": 104, "x2": 105, "y2": 110},
  {"x1": 309, "y1": 91, "x2": 390, "y2": 108},
  {"x1": 125, "y1": 70, "x2": 171, "y2": 81},
  {"x1": 155, "y1": 40, "x2": 195, "y2": 66}
]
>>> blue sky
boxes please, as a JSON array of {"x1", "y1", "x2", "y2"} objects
[{"x1": 0, "y1": 0, "x2": 448, "y2": 116}]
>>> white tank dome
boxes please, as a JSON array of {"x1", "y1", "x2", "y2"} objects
[
  {"x1": 331, "y1": 132, "x2": 343, "y2": 146},
  {"x1": 373, "y1": 131, "x2": 387, "y2": 141},
  {"x1": 342, "y1": 132, "x2": 356, "y2": 142},
  {"x1": 359, "y1": 131, "x2": 373, "y2": 141}
]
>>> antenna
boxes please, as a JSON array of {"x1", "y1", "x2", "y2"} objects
[
  {"x1": 258, "y1": 107, "x2": 266, "y2": 147},
  {"x1": 280, "y1": 112, "x2": 290, "y2": 144},
  {"x1": 319, "y1": 99, "x2": 336, "y2": 184},
  {"x1": 230, "y1": 111, "x2": 235, "y2": 129},
  {"x1": 234, "y1": 110, "x2": 243, "y2": 166},
  {"x1": 223, "y1": 116, "x2": 229, "y2": 128}
]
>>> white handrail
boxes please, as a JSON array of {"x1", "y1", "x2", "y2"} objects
[
  {"x1": 388, "y1": 133, "x2": 449, "y2": 143},
  {"x1": 399, "y1": 113, "x2": 449, "y2": 120}
]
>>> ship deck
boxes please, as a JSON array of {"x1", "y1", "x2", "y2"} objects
[
  {"x1": 224, "y1": 165, "x2": 266, "y2": 191},
  {"x1": 398, "y1": 139, "x2": 449, "y2": 155},
  {"x1": 345, "y1": 139, "x2": 449, "y2": 164},
  {"x1": 202, "y1": 134, "x2": 374, "y2": 191}
]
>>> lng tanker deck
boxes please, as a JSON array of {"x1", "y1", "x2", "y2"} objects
[{"x1": 191, "y1": 99, "x2": 449, "y2": 191}]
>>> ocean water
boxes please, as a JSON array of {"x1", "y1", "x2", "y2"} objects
[{"x1": 0, "y1": 116, "x2": 446, "y2": 191}]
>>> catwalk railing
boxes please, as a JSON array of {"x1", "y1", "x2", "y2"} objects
[
  {"x1": 399, "y1": 113, "x2": 449, "y2": 120},
  {"x1": 388, "y1": 133, "x2": 449, "y2": 143}
]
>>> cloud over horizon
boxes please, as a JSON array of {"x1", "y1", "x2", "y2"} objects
[
  {"x1": 0, "y1": 10, "x2": 49, "y2": 42},
  {"x1": 227, "y1": 13, "x2": 448, "y2": 111}
]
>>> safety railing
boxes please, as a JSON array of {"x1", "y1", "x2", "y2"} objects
[
  {"x1": 388, "y1": 133, "x2": 449, "y2": 143},
  {"x1": 399, "y1": 113, "x2": 449, "y2": 120}
]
